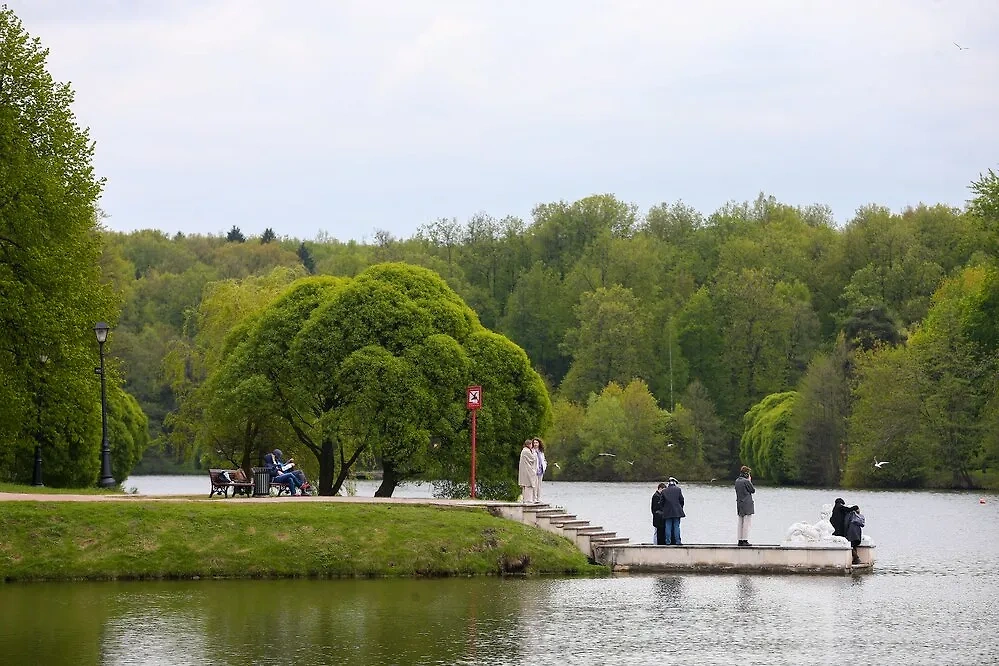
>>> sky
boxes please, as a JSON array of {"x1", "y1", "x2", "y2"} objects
[{"x1": 9, "y1": 0, "x2": 999, "y2": 241}]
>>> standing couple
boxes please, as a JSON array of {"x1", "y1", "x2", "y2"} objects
[
  {"x1": 651, "y1": 477, "x2": 685, "y2": 545},
  {"x1": 518, "y1": 438, "x2": 548, "y2": 503}
]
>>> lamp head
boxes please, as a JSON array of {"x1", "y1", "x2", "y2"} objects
[{"x1": 94, "y1": 322, "x2": 110, "y2": 344}]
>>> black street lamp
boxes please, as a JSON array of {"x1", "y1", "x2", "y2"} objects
[
  {"x1": 94, "y1": 322, "x2": 115, "y2": 489},
  {"x1": 31, "y1": 354, "x2": 48, "y2": 487}
]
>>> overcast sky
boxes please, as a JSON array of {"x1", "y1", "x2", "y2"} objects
[{"x1": 10, "y1": 0, "x2": 999, "y2": 241}]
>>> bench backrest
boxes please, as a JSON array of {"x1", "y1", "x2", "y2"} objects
[{"x1": 210, "y1": 468, "x2": 249, "y2": 483}]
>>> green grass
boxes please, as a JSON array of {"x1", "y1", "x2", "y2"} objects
[
  {"x1": 0, "y1": 482, "x2": 122, "y2": 495},
  {"x1": 0, "y1": 501, "x2": 604, "y2": 582}
]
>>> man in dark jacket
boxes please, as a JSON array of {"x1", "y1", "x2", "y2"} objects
[
  {"x1": 735, "y1": 465, "x2": 755, "y2": 546},
  {"x1": 662, "y1": 477, "x2": 685, "y2": 545},
  {"x1": 830, "y1": 498, "x2": 852, "y2": 537},
  {"x1": 651, "y1": 483, "x2": 667, "y2": 545},
  {"x1": 264, "y1": 449, "x2": 304, "y2": 496}
]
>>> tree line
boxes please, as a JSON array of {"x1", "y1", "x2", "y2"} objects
[{"x1": 101, "y1": 174, "x2": 999, "y2": 490}]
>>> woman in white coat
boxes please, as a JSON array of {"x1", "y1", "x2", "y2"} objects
[{"x1": 533, "y1": 438, "x2": 548, "y2": 501}]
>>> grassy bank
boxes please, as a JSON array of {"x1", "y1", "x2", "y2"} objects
[{"x1": 0, "y1": 500, "x2": 603, "y2": 582}]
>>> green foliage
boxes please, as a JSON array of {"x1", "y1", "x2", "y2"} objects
[
  {"x1": 226, "y1": 226, "x2": 245, "y2": 243},
  {"x1": 846, "y1": 266, "x2": 998, "y2": 488},
  {"x1": 842, "y1": 305, "x2": 904, "y2": 351},
  {"x1": 675, "y1": 380, "x2": 727, "y2": 476},
  {"x1": 0, "y1": 7, "x2": 135, "y2": 487},
  {"x1": 740, "y1": 391, "x2": 799, "y2": 483},
  {"x1": 499, "y1": 262, "x2": 573, "y2": 383},
  {"x1": 107, "y1": 388, "x2": 150, "y2": 483},
  {"x1": 968, "y1": 168, "x2": 999, "y2": 230},
  {"x1": 788, "y1": 341, "x2": 851, "y2": 486},
  {"x1": 559, "y1": 285, "x2": 652, "y2": 402},
  {"x1": 845, "y1": 346, "x2": 929, "y2": 487},
  {"x1": 547, "y1": 380, "x2": 690, "y2": 481},
  {"x1": 211, "y1": 263, "x2": 550, "y2": 498}
]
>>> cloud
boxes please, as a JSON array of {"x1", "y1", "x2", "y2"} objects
[{"x1": 7, "y1": 0, "x2": 998, "y2": 237}]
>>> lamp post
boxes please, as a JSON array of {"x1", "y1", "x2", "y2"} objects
[
  {"x1": 94, "y1": 322, "x2": 115, "y2": 489},
  {"x1": 31, "y1": 354, "x2": 48, "y2": 486}
]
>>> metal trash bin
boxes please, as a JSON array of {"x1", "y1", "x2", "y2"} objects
[{"x1": 252, "y1": 467, "x2": 271, "y2": 497}]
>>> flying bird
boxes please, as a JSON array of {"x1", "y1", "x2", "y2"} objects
[
  {"x1": 953, "y1": 42, "x2": 969, "y2": 50},
  {"x1": 874, "y1": 459, "x2": 890, "y2": 469},
  {"x1": 598, "y1": 452, "x2": 616, "y2": 457},
  {"x1": 667, "y1": 442, "x2": 675, "y2": 448},
  {"x1": 709, "y1": 478, "x2": 717, "y2": 483},
  {"x1": 553, "y1": 461, "x2": 561, "y2": 470},
  {"x1": 625, "y1": 460, "x2": 635, "y2": 465}
]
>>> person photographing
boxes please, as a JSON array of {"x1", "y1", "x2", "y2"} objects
[{"x1": 735, "y1": 465, "x2": 755, "y2": 546}]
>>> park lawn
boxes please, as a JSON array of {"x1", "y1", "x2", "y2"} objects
[
  {"x1": 0, "y1": 482, "x2": 121, "y2": 495},
  {"x1": 0, "y1": 501, "x2": 604, "y2": 582}
]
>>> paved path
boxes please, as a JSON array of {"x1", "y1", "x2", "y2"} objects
[{"x1": 0, "y1": 491, "x2": 516, "y2": 507}]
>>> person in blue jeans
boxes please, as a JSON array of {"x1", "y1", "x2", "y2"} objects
[
  {"x1": 263, "y1": 449, "x2": 304, "y2": 496},
  {"x1": 661, "y1": 477, "x2": 685, "y2": 545}
]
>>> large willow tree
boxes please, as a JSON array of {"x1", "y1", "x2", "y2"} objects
[{"x1": 209, "y1": 263, "x2": 551, "y2": 498}]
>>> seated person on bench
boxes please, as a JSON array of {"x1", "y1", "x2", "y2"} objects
[{"x1": 263, "y1": 449, "x2": 309, "y2": 495}]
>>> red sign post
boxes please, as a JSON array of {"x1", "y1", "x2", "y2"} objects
[{"x1": 466, "y1": 386, "x2": 482, "y2": 498}]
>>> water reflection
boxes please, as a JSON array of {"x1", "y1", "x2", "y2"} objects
[
  {"x1": 5, "y1": 484, "x2": 999, "y2": 665},
  {"x1": 2, "y1": 572, "x2": 999, "y2": 665}
]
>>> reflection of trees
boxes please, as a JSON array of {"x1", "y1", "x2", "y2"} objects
[
  {"x1": 0, "y1": 583, "x2": 108, "y2": 664},
  {"x1": 0, "y1": 579, "x2": 535, "y2": 664},
  {"x1": 196, "y1": 578, "x2": 523, "y2": 664}
]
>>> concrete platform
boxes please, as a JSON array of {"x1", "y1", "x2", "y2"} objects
[{"x1": 592, "y1": 543, "x2": 875, "y2": 574}]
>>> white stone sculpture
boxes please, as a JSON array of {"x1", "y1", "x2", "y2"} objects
[{"x1": 782, "y1": 503, "x2": 874, "y2": 547}]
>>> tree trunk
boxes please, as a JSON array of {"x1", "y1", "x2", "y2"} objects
[
  {"x1": 318, "y1": 440, "x2": 335, "y2": 495},
  {"x1": 374, "y1": 461, "x2": 398, "y2": 497}
]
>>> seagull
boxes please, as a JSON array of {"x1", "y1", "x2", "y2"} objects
[
  {"x1": 625, "y1": 460, "x2": 635, "y2": 465},
  {"x1": 953, "y1": 42, "x2": 969, "y2": 50},
  {"x1": 667, "y1": 442, "x2": 675, "y2": 448},
  {"x1": 874, "y1": 459, "x2": 890, "y2": 469},
  {"x1": 553, "y1": 461, "x2": 561, "y2": 470},
  {"x1": 598, "y1": 452, "x2": 616, "y2": 457},
  {"x1": 709, "y1": 478, "x2": 717, "y2": 483}
]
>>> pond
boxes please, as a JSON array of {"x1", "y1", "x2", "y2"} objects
[{"x1": 1, "y1": 479, "x2": 997, "y2": 665}]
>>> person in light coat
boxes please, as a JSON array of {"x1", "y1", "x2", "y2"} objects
[
  {"x1": 533, "y1": 438, "x2": 548, "y2": 501},
  {"x1": 734, "y1": 465, "x2": 755, "y2": 546},
  {"x1": 518, "y1": 439, "x2": 538, "y2": 503}
]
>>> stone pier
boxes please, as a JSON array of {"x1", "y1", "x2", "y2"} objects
[{"x1": 486, "y1": 501, "x2": 875, "y2": 575}]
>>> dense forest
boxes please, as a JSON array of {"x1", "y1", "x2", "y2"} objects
[
  {"x1": 3, "y1": 4, "x2": 998, "y2": 492},
  {"x1": 104, "y1": 175, "x2": 999, "y2": 490}
]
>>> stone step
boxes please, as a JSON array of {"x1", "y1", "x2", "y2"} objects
[
  {"x1": 570, "y1": 526, "x2": 605, "y2": 534},
  {"x1": 535, "y1": 508, "x2": 568, "y2": 517},
  {"x1": 545, "y1": 515, "x2": 577, "y2": 524},
  {"x1": 592, "y1": 536, "x2": 630, "y2": 546},
  {"x1": 587, "y1": 531, "x2": 617, "y2": 540},
  {"x1": 555, "y1": 519, "x2": 590, "y2": 529}
]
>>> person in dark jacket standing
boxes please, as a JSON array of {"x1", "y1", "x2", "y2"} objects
[
  {"x1": 662, "y1": 477, "x2": 685, "y2": 545},
  {"x1": 734, "y1": 465, "x2": 755, "y2": 546},
  {"x1": 651, "y1": 483, "x2": 667, "y2": 545}
]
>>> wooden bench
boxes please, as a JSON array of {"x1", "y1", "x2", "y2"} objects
[
  {"x1": 209, "y1": 468, "x2": 253, "y2": 498},
  {"x1": 210, "y1": 468, "x2": 295, "y2": 497}
]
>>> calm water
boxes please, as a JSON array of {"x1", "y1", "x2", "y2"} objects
[{"x1": 1, "y1": 478, "x2": 997, "y2": 665}]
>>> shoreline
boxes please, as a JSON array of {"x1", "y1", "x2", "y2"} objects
[{"x1": 0, "y1": 498, "x2": 605, "y2": 583}]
